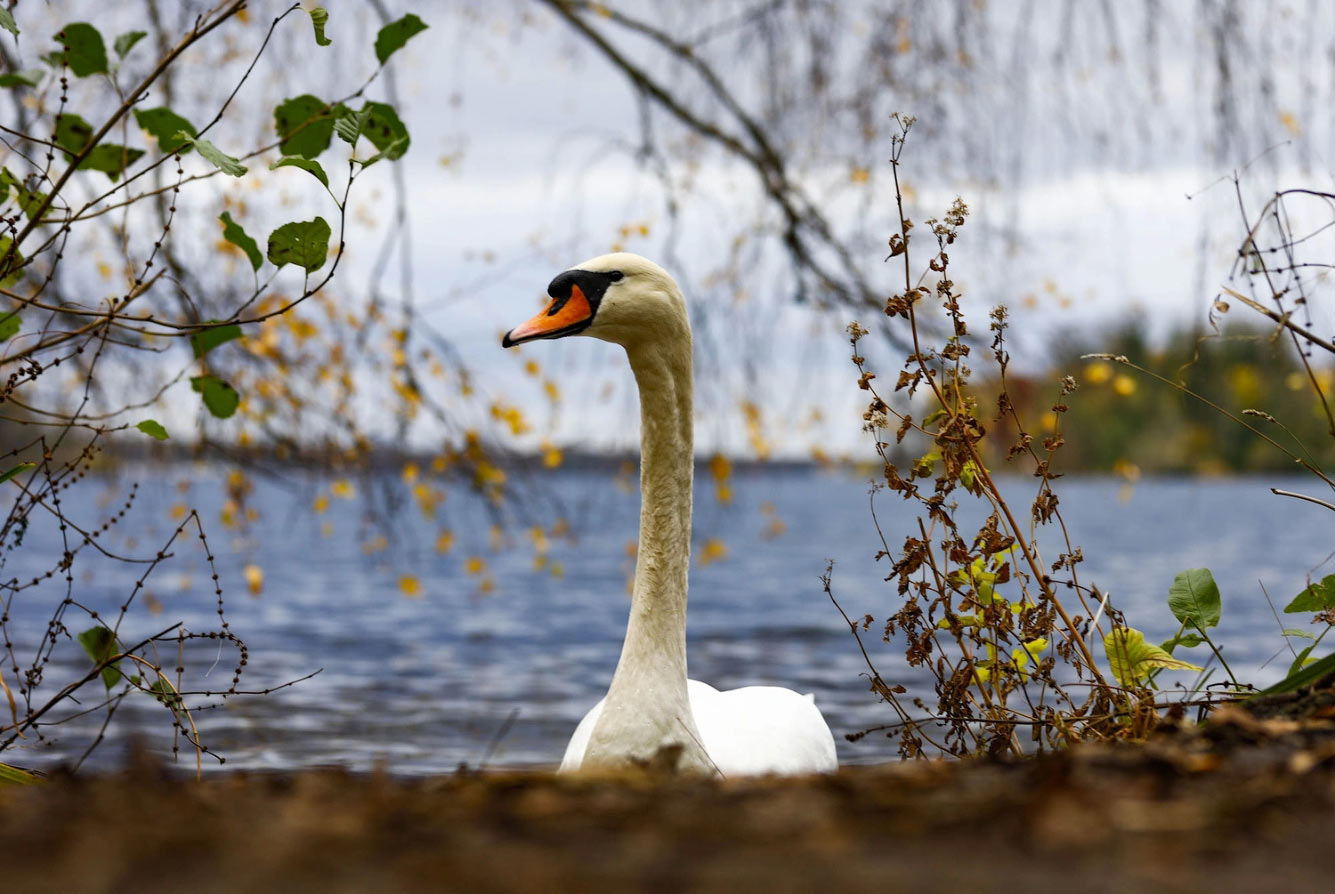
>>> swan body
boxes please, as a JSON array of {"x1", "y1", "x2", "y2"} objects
[{"x1": 503, "y1": 252, "x2": 837, "y2": 776}]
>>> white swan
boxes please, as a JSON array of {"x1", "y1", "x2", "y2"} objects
[{"x1": 502, "y1": 253, "x2": 838, "y2": 776}]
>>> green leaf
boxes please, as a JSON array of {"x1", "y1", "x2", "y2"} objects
[
  {"x1": 1167, "y1": 568, "x2": 1221, "y2": 630},
  {"x1": 333, "y1": 103, "x2": 366, "y2": 146},
  {"x1": 135, "y1": 419, "x2": 169, "y2": 440},
  {"x1": 0, "y1": 461, "x2": 34, "y2": 484},
  {"x1": 147, "y1": 677, "x2": 181, "y2": 708},
  {"x1": 39, "y1": 51, "x2": 63, "y2": 69},
  {"x1": 307, "y1": 8, "x2": 331, "y2": 47},
  {"x1": 1284, "y1": 574, "x2": 1335, "y2": 613},
  {"x1": 1, "y1": 168, "x2": 46, "y2": 221},
  {"x1": 362, "y1": 101, "x2": 410, "y2": 160},
  {"x1": 51, "y1": 113, "x2": 142, "y2": 179},
  {"x1": 189, "y1": 321, "x2": 242, "y2": 358},
  {"x1": 274, "y1": 94, "x2": 334, "y2": 159},
  {"x1": 0, "y1": 69, "x2": 43, "y2": 88},
  {"x1": 191, "y1": 375, "x2": 240, "y2": 419},
  {"x1": 1105, "y1": 627, "x2": 1202, "y2": 688},
  {"x1": 77, "y1": 626, "x2": 123, "y2": 690},
  {"x1": 0, "y1": 10, "x2": 18, "y2": 38},
  {"x1": 133, "y1": 107, "x2": 196, "y2": 154},
  {"x1": 0, "y1": 309, "x2": 19, "y2": 340},
  {"x1": 1161, "y1": 632, "x2": 1204, "y2": 652},
  {"x1": 0, "y1": 237, "x2": 24, "y2": 287},
  {"x1": 178, "y1": 134, "x2": 247, "y2": 177},
  {"x1": 0, "y1": 763, "x2": 41, "y2": 785},
  {"x1": 267, "y1": 217, "x2": 331, "y2": 273},
  {"x1": 374, "y1": 13, "x2": 427, "y2": 65},
  {"x1": 54, "y1": 22, "x2": 109, "y2": 77},
  {"x1": 78, "y1": 144, "x2": 145, "y2": 182},
  {"x1": 269, "y1": 156, "x2": 329, "y2": 189},
  {"x1": 1282, "y1": 628, "x2": 1317, "y2": 640},
  {"x1": 53, "y1": 113, "x2": 95, "y2": 154},
  {"x1": 1258, "y1": 649, "x2": 1335, "y2": 696},
  {"x1": 113, "y1": 30, "x2": 147, "y2": 59},
  {"x1": 218, "y1": 211, "x2": 262, "y2": 272}
]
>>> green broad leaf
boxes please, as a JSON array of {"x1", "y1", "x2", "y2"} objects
[
  {"x1": 270, "y1": 156, "x2": 329, "y2": 189},
  {"x1": 0, "y1": 461, "x2": 34, "y2": 484},
  {"x1": 77, "y1": 626, "x2": 123, "y2": 690},
  {"x1": 78, "y1": 144, "x2": 145, "y2": 181},
  {"x1": 267, "y1": 217, "x2": 331, "y2": 273},
  {"x1": 113, "y1": 30, "x2": 147, "y2": 59},
  {"x1": 0, "y1": 69, "x2": 43, "y2": 88},
  {"x1": 1, "y1": 169, "x2": 46, "y2": 221},
  {"x1": 0, "y1": 237, "x2": 24, "y2": 287},
  {"x1": 1258, "y1": 649, "x2": 1335, "y2": 696},
  {"x1": 960, "y1": 458, "x2": 979, "y2": 493},
  {"x1": 307, "y1": 8, "x2": 331, "y2": 47},
  {"x1": 374, "y1": 13, "x2": 427, "y2": 65},
  {"x1": 51, "y1": 112, "x2": 141, "y2": 179},
  {"x1": 0, "y1": 309, "x2": 19, "y2": 340},
  {"x1": 40, "y1": 50, "x2": 64, "y2": 69},
  {"x1": 147, "y1": 677, "x2": 181, "y2": 708},
  {"x1": 53, "y1": 112, "x2": 95, "y2": 155},
  {"x1": 190, "y1": 375, "x2": 240, "y2": 419},
  {"x1": 0, "y1": 762, "x2": 42, "y2": 785},
  {"x1": 1284, "y1": 574, "x2": 1335, "y2": 613},
  {"x1": 334, "y1": 104, "x2": 367, "y2": 146},
  {"x1": 1281, "y1": 628, "x2": 1317, "y2": 640},
  {"x1": 357, "y1": 136, "x2": 408, "y2": 169},
  {"x1": 54, "y1": 22, "x2": 109, "y2": 77},
  {"x1": 133, "y1": 107, "x2": 196, "y2": 154},
  {"x1": 135, "y1": 419, "x2": 169, "y2": 440},
  {"x1": 1161, "y1": 632, "x2": 1204, "y2": 652},
  {"x1": 274, "y1": 94, "x2": 334, "y2": 159},
  {"x1": 1105, "y1": 627, "x2": 1202, "y2": 688},
  {"x1": 178, "y1": 134, "x2": 247, "y2": 177},
  {"x1": 1167, "y1": 568, "x2": 1221, "y2": 630},
  {"x1": 189, "y1": 320, "x2": 242, "y2": 358},
  {"x1": 218, "y1": 211, "x2": 263, "y2": 271},
  {"x1": 0, "y1": 10, "x2": 18, "y2": 38},
  {"x1": 362, "y1": 101, "x2": 409, "y2": 160}
]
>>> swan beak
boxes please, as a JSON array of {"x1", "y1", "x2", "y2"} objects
[{"x1": 501, "y1": 285, "x2": 595, "y2": 347}]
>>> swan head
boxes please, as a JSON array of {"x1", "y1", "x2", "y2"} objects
[{"x1": 501, "y1": 252, "x2": 686, "y2": 349}]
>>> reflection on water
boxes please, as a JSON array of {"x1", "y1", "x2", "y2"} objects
[{"x1": 4, "y1": 465, "x2": 1331, "y2": 774}]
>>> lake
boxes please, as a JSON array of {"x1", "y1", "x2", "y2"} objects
[{"x1": 3, "y1": 463, "x2": 1331, "y2": 774}]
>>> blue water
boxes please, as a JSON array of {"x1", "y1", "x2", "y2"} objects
[{"x1": 2, "y1": 464, "x2": 1331, "y2": 773}]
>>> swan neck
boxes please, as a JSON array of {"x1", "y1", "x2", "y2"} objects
[{"x1": 582, "y1": 319, "x2": 707, "y2": 771}]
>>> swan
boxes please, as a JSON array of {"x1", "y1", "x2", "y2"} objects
[{"x1": 502, "y1": 253, "x2": 838, "y2": 776}]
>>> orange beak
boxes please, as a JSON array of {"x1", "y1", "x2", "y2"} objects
[{"x1": 501, "y1": 285, "x2": 595, "y2": 347}]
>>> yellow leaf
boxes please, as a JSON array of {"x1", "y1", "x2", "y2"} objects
[
  {"x1": 542, "y1": 445, "x2": 563, "y2": 468},
  {"x1": 698, "y1": 538, "x2": 728, "y2": 566},
  {"x1": 1104, "y1": 627, "x2": 1201, "y2": 687},
  {"x1": 436, "y1": 530, "x2": 455, "y2": 554},
  {"x1": 1279, "y1": 110, "x2": 1301, "y2": 137},
  {"x1": 243, "y1": 564, "x2": 263, "y2": 596},
  {"x1": 331, "y1": 479, "x2": 355, "y2": 499},
  {"x1": 313, "y1": 494, "x2": 329, "y2": 514},
  {"x1": 169, "y1": 503, "x2": 187, "y2": 521},
  {"x1": 465, "y1": 556, "x2": 486, "y2": 575},
  {"x1": 849, "y1": 166, "x2": 870, "y2": 183},
  {"x1": 1112, "y1": 374, "x2": 1137, "y2": 397},
  {"x1": 399, "y1": 575, "x2": 422, "y2": 598},
  {"x1": 524, "y1": 359, "x2": 540, "y2": 377}
]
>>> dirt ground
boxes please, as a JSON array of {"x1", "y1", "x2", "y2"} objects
[{"x1": 5, "y1": 689, "x2": 1335, "y2": 894}]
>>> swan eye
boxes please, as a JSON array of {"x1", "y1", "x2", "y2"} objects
[{"x1": 608, "y1": 271, "x2": 624, "y2": 282}]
